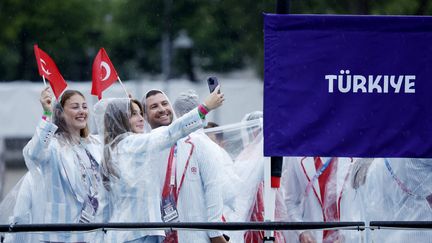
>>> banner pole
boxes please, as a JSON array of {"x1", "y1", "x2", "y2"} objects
[
  {"x1": 276, "y1": 0, "x2": 289, "y2": 14},
  {"x1": 263, "y1": 1, "x2": 289, "y2": 242},
  {"x1": 42, "y1": 75, "x2": 47, "y2": 87}
]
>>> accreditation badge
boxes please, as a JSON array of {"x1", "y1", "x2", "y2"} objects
[{"x1": 161, "y1": 193, "x2": 179, "y2": 223}]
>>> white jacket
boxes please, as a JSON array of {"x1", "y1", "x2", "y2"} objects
[{"x1": 175, "y1": 131, "x2": 224, "y2": 243}]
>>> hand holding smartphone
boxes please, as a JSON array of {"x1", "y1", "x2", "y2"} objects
[
  {"x1": 207, "y1": 76, "x2": 220, "y2": 93},
  {"x1": 203, "y1": 76, "x2": 224, "y2": 111}
]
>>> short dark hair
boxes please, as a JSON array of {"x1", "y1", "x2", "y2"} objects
[
  {"x1": 205, "y1": 122, "x2": 223, "y2": 143},
  {"x1": 145, "y1": 90, "x2": 163, "y2": 99},
  {"x1": 142, "y1": 90, "x2": 163, "y2": 114},
  {"x1": 205, "y1": 122, "x2": 219, "y2": 129}
]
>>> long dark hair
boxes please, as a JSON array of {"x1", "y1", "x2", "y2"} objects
[
  {"x1": 53, "y1": 90, "x2": 89, "y2": 140},
  {"x1": 102, "y1": 99, "x2": 143, "y2": 184}
]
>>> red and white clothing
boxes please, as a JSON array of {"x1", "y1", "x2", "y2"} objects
[
  {"x1": 163, "y1": 130, "x2": 224, "y2": 243},
  {"x1": 281, "y1": 157, "x2": 352, "y2": 243}
]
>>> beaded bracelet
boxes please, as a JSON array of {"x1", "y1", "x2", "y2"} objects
[{"x1": 198, "y1": 104, "x2": 209, "y2": 116}]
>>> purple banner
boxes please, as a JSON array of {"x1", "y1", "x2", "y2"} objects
[{"x1": 264, "y1": 14, "x2": 432, "y2": 157}]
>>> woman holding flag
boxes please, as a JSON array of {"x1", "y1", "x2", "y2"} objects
[
  {"x1": 22, "y1": 87, "x2": 108, "y2": 243},
  {"x1": 93, "y1": 86, "x2": 224, "y2": 243}
]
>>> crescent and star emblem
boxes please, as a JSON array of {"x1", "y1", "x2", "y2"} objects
[
  {"x1": 101, "y1": 61, "x2": 111, "y2": 81},
  {"x1": 40, "y1": 59, "x2": 51, "y2": 76}
]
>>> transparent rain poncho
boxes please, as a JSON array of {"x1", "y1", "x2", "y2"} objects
[
  {"x1": 173, "y1": 90, "x2": 241, "y2": 209},
  {"x1": 94, "y1": 98, "x2": 163, "y2": 242},
  {"x1": 0, "y1": 97, "x2": 106, "y2": 243},
  {"x1": 203, "y1": 116, "x2": 285, "y2": 242},
  {"x1": 93, "y1": 97, "x2": 205, "y2": 242},
  {"x1": 173, "y1": 90, "x2": 199, "y2": 118},
  {"x1": 280, "y1": 156, "x2": 356, "y2": 243},
  {"x1": 172, "y1": 90, "x2": 240, "y2": 241},
  {"x1": 0, "y1": 172, "x2": 44, "y2": 243},
  {"x1": 350, "y1": 158, "x2": 432, "y2": 242},
  {"x1": 204, "y1": 118, "x2": 264, "y2": 221}
]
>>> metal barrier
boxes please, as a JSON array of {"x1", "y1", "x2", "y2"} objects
[
  {"x1": 0, "y1": 221, "x2": 365, "y2": 233},
  {"x1": 370, "y1": 221, "x2": 432, "y2": 230}
]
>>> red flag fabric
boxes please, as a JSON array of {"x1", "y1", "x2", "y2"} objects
[
  {"x1": 91, "y1": 48, "x2": 119, "y2": 99},
  {"x1": 33, "y1": 45, "x2": 68, "y2": 99}
]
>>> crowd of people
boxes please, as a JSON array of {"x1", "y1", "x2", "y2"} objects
[{"x1": 0, "y1": 86, "x2": 431, "y2": 243}]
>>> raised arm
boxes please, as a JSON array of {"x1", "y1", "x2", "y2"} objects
[
  {"x1": 125, "y1": 86, "x2": 224, "y2": 153},
  {"x1": 23, "y1": 87, "x2": 57, "y2": 170}
]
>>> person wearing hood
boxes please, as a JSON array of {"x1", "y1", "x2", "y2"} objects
[
  {"x1": 96, "y1": 86, "x2": 224, "y2": 243},
  {"x1": 140, "y1": 89, "x2": 227, "y2": 243},
  {"x1": 22, "y1": 87, "x2": 107, "y2": 243},
  {"x1": 173, "y1": 91, "x2": 239, "y2": 209},
  {"x1": 351, "y1": 158, "x2": 432, "y2": 242},
  {"x1": 1, "y1": 172, "x2": 41, "y2": 243}
]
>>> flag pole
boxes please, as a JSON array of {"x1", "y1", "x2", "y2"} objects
[
  {"x1": 42, "y1": 75, "x2": 47, "y2": 86},
  {"x1": 117, "y1": 76, "x2": 129, "y2": 98}
]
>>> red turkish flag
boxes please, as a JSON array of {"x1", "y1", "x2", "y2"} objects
[
  {"x1": 91, "y1": 48, "x2": 119, "y2": 99},
  {"x1": 33, "y1": 45, "x2": 68, "y2": 99}
]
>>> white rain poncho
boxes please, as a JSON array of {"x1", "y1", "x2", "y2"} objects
[
  {"x1": 337, "y1": 158, "x2": 372, "y2": 243},
  {"x1": 173, "y1": 90, "x2": 240, "y2": 209},
  {"x1": 93, "y1": 98, "x2": 205, "y2": 242},
  {"x1": 0, "y1": 98, "x2": 107, "y2": 243},
  {"x1": 0, "y1": 172, "x2": 44, "y2": 243},
  {"x1": 203, "y1": 117, "x2": 285, "y2": 243},
  {"x1": 204, "y1": 118, "x2": 264, "y2": 223},
  {"x1": 353, "y1": 158, "x2": 432, "y2": 242},
  {"x1": 280, "y1": 156, "x2": 354, "y2": 243},
  {"x1": 172, "y1": 91, "x2": 232, "y2": 242},
  {"x1": 173, "y1": 90, "x2": 200, "y2": 118}
]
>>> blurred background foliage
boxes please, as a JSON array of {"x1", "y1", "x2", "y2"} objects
[{"x1": 0, "y1": 0, "x2": 430, "y2": 81}]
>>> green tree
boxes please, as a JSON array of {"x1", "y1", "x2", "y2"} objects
[
  {"x1": 0, "y1": 0, "x2": 103, "y2": 81},
  {"x1": 0, "y1": 0, "x2": 430, "y2": 81}
]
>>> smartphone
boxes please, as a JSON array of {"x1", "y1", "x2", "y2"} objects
[{"x1": 207, "y1": 76, "x2": 220, "y2": 93}]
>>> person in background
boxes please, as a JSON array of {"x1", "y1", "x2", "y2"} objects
[
  {"x1": 281, "y1": 156, "x2": 353, "y2": 243},
  {"x1": 204, "y1": 122, "x2": 225, "y2": 148},
  {"x1": 1, "y1": 172, "x2": 44, "y2": 243},
  {"x1": 350, "y1": 158, "x2": 432, "y2": 242}
]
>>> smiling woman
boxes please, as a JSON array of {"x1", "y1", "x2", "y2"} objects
[
  {"x1": 16, "y1": 87, "x2": 108, "y2": 243},
  {"x1": 54, "y1": 90, "x2": 90, "y2": 140},
  {"x1": 129, "y1": 100, "x2": 145, "y2": 133},
  {"x1": 92, "y1": 86, "x2": 224, "y2": 243}
]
